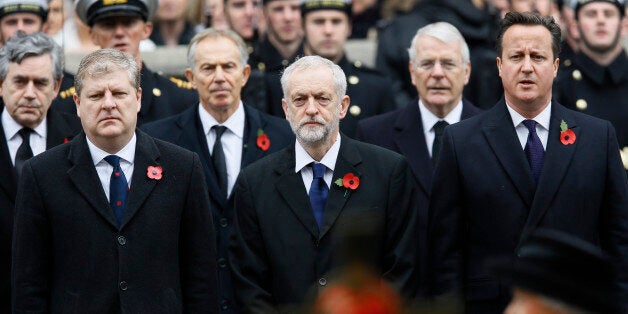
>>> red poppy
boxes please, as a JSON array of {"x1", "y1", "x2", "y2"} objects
[
  {"x1": 342, "y1": 173, "x2": 360, "y2": 190},
  {"x1": 147, "y1": 166, "x2": 162, "y2": 180},
  {"x1": 560, "y1": 129, "x2": 576, "y2": 145},
  {"x1": 63, "y1": 138, "x2": 70, "y2": 143},
  {"x1": 257, "y1": 133, "x2": 270, "y2": 151}
]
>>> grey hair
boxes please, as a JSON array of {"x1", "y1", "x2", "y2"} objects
[
  {"x1": 407, "y1": 22, "x2": 470, "y2": 65},
  {"x1": 0, "y1": 31, "x2": 64, "y2": 86},
  {"x1": 74, "y1": 48, "x2": 140, "y2": 95},
  {"x1": 280, "y1": 55, "x2": 347, "y2": 101},
  {"x1": 187, "y1": 28, "x2": 249, "y2": 69}
]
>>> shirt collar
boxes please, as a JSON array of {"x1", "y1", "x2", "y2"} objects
[
  {"x1": 2, "y1": 107, "x2": 48, "y2": 139},
  {"x1": 506, "y1": 101, "x2": 552, "y2": 131},
  {"x1": 418, "y1": 99, "x2": 463, "y2": 131},
  {"x1": 198, "y1": 101, "x2": 245, "y2": 139},
  {"x1": 294, "y1": 134, "x2": 341, "y2": 173},
  {"x1": 87, "y1": 133, "x2": 137, "y2": 166}
]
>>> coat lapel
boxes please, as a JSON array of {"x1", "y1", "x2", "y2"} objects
[
  {"x1": 0, "y1": 125, "x2": 17, "y2": 202},
  {"x1": 319, "y1": 136, "x2": 362, "y2": 239},
  {"x1": 393, "y1": 102, "x2": 432, "y2": 195},
  {"x1": 121, "y1": 130, "x2": 160, "y2": 228},
  {"x1": 176, "y1": 107, "x2": 228, "y2": 211},
  {"x1": 274, "y1": 148, "x2": 320, "y2": 238},
  {"x1": 241, "y1": 106, "x2": 266, "y2": 167},
  {"x1": 67, "y1": 134, "x2": 119, "y2": 228},
  {"x1": 519, "y1": 103, "x2": 579, "y2": 244},
  {"x1": 482, "y1": 102, "x2": 536, "y2": 208}
]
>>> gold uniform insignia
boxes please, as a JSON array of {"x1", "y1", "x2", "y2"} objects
[
  {"x1": 572, "y1": 70, "x2": 582, "y2": 81},
  {"x1": 59, "y1": 86, "x2": 76, "y2": 99},
  {"x1": 169, "y1": 77, "x2": 194, "y2": 89},
  {"x1": 153, "y1": 88, "x2": 162, "y2": 97},
  {"x1": 349, "y1": 105, "x2": 361, "y2": 116},
  {"x1": 257, "y1": 62, "x2": 266, "y2": 71},
  {"x1": 575, "y1": 99, "x2": 587, "y2": 110},
  {"x1": 103, "y1": 0, "x2": 127, "y2": 5},
  {"x1": 563, "y1": 59, "x2": 572, "y2": 67},
  {"x1": 348, "y1": 75, "x2": 359, "y2": 85}
]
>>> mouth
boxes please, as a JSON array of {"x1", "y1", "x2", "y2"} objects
[{"x1": 519, "y1": 79, "x2": 535, "y2": 87}]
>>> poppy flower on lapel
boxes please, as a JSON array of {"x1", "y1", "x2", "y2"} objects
[
  {"x1": 63, "y1": 137, "x2": 70, "y2": 143},
  {"x1": 559, "y1": 120, "x2": 576, "y2": 145},
  {"x1": 147, "y1": 166, "x2": 162, "y2": 180},
  {"x1": 256, "y1": 129, "x2": 270, "y2": 151},
  {"x1": 334, "y1": 172, "x2": 360, "y2": 191}
]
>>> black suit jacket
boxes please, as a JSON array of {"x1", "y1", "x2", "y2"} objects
[
  {"x1": 229, "y1": 135, "x2": 420, "y2": 312},
  {"x1": 12, "y1": 130, "x2": 218, "y2": 313},
  {"x1": 142, "y1": 104, "x2": 293, "y2": 312},
  {"x1": 0, "y1": 108, "x2": 81, "y2": 314},
  {"x1": 428, "y1": 100, "x2": 628, "y2": 312},
  {"x1": 354, "y1": 99, "x2": 482, "y2": 297}
]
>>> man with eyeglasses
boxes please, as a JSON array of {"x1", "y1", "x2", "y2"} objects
[{"x1": 355, "y1": 21, "x2": 481, "y2": 297}]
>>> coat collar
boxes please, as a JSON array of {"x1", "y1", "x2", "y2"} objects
[
  {"x1": 273, "y1": 135, "x2": 362, "y2": 240},
  {"x1": 68, "y1": 130, "x2": 161, "y2": 229}
]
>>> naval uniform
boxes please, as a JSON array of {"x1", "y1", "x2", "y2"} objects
[{"x1": 554, "y1": 50, "x2": 628, "y2": 171}]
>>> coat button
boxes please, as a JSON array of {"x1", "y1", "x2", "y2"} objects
[
  {"x1": 117, "y1": 236, "x2": 126, "y2": 245},
  {"x1": 220, "y1": 299, "x2": 229, "y2": 311},
  {"x1": 318, "y1": 277, "x2": 327, "y2": 286},
  {"x1": 219, "y1": 218, "x2": 228, "y2": 227},
  {"x1": 218, "y1": 258, "x2": 227, "y2": 268},
  {"x1": 119, "y1": 281, "x2": 128, "y2": 291}
]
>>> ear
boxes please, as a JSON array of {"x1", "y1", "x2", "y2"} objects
[
  {"x1": 73, "y1": 93, "x2": 81, "y2": 117},
  {"x1": 241, "y1": 64, "x2": 251, "y2": 87},
  {"x1": 89, "y1": 28, "x2": 99, "y2": 46},
  {"x1": 338, "y1": 95, "x2": 350, "y2": 119},
  {"x1": 136, "y1": 87, "x2": 142, "y2": 113},
  {"x1": 553, "y1": 58, "x2": 559, "y2": 78},
  {"x1": 142, "y1": 22, "x2": 153, "y2": 40},
  {"x1": 0, "y1": 80, "x2": 4, "y2": 98},
  {"x1": 496, "y1": 56, "x2": 503, "y2": 77},
  {"x1": 408, "y1": 61, "x2": 417, "y2": 87},
  {"x1": 463, "y1": 60, "x2": 471, "y2": 85},
  {"x1": 185, "y1": 68, "x2": 196, "y2": 89},
  {"x1": 52, "y1": 77, "x2": 62, "y2": 98}
]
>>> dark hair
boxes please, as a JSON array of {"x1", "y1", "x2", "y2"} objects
[{"x1": 495, "y1": 11, "x2": 562, "y2": 59}]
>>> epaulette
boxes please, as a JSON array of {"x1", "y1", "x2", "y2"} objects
[
  {"x1": 169, "y1": 77, "x2": 194, "y2": 90},
  {"x1": 59, "y1": 86, "x2": 76, "y2": 99}
]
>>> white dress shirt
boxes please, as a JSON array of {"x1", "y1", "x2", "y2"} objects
[
  {"x1": 506, "y1": 101, "x2": 551, "y2": 150},
  {"x1": 295, "y1": 134, "x2": 341, "y2": 194},
  {"x1": 87, "y1": 135, "x2": 136, "y2": 201},
  {"x1": 199, "y1": 101, "x2": 245, "y2": 197},
  {"x1": 2, "y1": 108, "x2": 47, "y2": 165},
  {"x1": 418, "y1": 99, "x2": 463, "y2": 157}
]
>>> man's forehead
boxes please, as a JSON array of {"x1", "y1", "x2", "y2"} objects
[{"x1": 0, "y1": 12, "x2": 41, "y2": 22}]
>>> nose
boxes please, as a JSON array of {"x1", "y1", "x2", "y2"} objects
[
  {"x1": 305, "y1": 97, "x2": 319, "y2": 115},
  {"x1": 113, "y1": 23, "x2": 126, "y2": 36},
  {"x1": 214, "y1": 66, "x2": 226, "y2": 82},
  {"x1": 244, "y1": 2, "x2": 254, "y2": 17},
  {"x1": 102, "y1": 91, "x2": 117, "y2": 110},
  {"x1": 431, "y1": 61, "x2": 445, "y2": 77},
  {"x1": 23, "y1": 81, "x2": 36, "y2": 99},
  {"x1": 521, "y1": 56, "x2": 534, "y2": 73},
  {"x1": 323, "y1": 21, "x2": 334, "y2": 34}
]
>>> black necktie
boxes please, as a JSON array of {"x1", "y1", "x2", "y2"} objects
[
  {"x1": 15, "y1": 127, "x2": 34, "y2": 178},
  {"x1": 432, "y1": 120, "x2": 449, "y2": 162},
  {"x1": 212, "y1": 125, "x2": 228, "y2": 199},
  {"x1": 104, "y1": 155, "x2": 128, "y2": 226},
  {"x1": 522, "y1": 120, "x2": 545, "y2": 182},
  {"x1": 309, "y1": 163, "x2": 328, "y2": 228}
]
